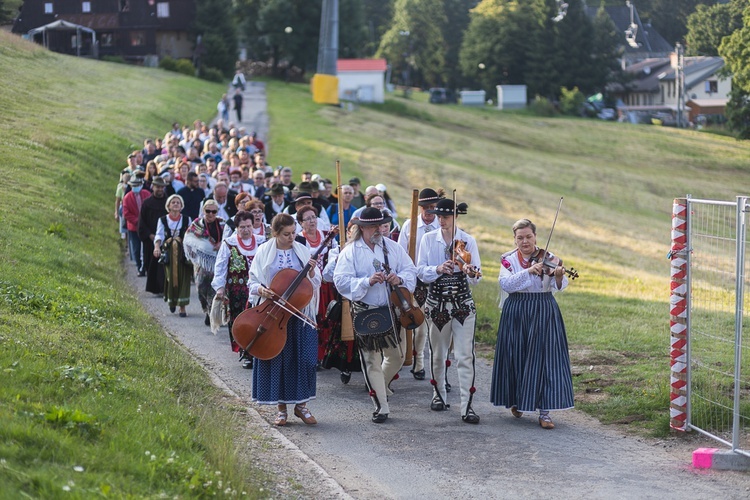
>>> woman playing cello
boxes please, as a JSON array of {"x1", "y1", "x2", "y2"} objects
[{"x1": 248, "y1": 213, "x2": 321, "y2": 426}]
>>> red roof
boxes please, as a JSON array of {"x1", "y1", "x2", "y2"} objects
[{"x1": 337, "y1": 59, "x2": 387, "y2": 72}]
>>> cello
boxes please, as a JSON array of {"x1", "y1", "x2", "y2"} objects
[{"x1": 232, "y1": 228, "x2": 338, "y2": 360}]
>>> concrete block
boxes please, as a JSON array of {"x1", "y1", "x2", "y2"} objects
[{"x1": 693, "y1": 447, "x2": 750, "y2": 471}]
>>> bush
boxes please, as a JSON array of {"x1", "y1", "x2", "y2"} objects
[
  {"x1": 159, "y1": 56, "x2": 195, "y2": 77},
  {"x1": 529, "y1": 96, "x2": 556, "y2": 117},
  {"x1": 199, "y1": 66, "x2": 224, "y2": 83},
  {"x1": 559, "y1": 86, "x2": 586, "y2": 116},
  {"x1": 174, "y1": 59, "x2": 196, "y2": 76},
  {"x1": 159, "y1": 56, "x2": 178, "y2": 72}
]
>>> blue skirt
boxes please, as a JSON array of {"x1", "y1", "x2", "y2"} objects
[
  {"x1": 490, "y1": 292, "x2": 574, "y2": 412},
  {"x1": 252, "y1": 316, "x2": 318, "y2": 405}
]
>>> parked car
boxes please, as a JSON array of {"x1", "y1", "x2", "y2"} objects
[
  {"x1": 429, "y1": 88, "x2": 457, "y2": 104},
  {"x1": 597, "y1": 108, "x2": 617, "y2": 121}
]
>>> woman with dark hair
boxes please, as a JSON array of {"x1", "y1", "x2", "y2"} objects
[
  {"x1": 296, "y1": 205, "x2": 338, "y2": 363},
  {"x1": 248, "y1": 213, "x2": 321, "y2": 426},
  {"x1": 490, "y1": 218, "x2": 573, "y2": 430},
  {"x1": 213, "y1": 210, "x2": 259, "y2": 369},
  {"x1": 153, "y1": 194, "x2": 192, "y2": 317}
]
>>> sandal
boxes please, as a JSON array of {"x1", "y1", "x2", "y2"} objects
[
  {"x1": 511, "y1": 406, "x2": 523, "y2": 418},
  {"x1": 539, "y1": 414, "x2": 555, "y2": 430},
  {"x1": 294, "y1": 405, "x2": 317, "y2": 425},
  {"x1": 274, "y1": 411, "x2": 287, "y2": 427}
]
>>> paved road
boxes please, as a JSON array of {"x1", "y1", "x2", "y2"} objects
[{"x1": 129, "y1": 82, "x2": 750, "y2": 498}]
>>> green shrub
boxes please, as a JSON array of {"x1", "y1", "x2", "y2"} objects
[
  {"x1": 560, "y1": 86, "x2": 586, "y2": 116},
  {"x1": 529, "y1": 96, "x2": 556, "y2": 117},
  {"x1": 199, "y1": 66, "x2": 224, "y2": 83},
  {"x1": 159, "y1": 55, "x2": 178, "y2": 72},
  {"x1": 174, "y1": 58, "x2": 196, "y2": 76}
]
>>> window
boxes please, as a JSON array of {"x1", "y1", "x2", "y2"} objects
[
  {"x1": 705, "y1": 80, "x2": 718, "y2": 94},
  {"x1": 130, "y1": 31, "x2": 145, "y2": 46},
  {"x1": 82, "y1": 1, "x2": 91, "y2": 12},
  {"x1": 44, "y1": 2, "x2": 53, "y2": 14},
  {"x1": 156, "y1": 2, "x2": 170, "y2": 18}
]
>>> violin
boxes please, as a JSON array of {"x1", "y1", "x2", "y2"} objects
[
  {"x1": 232, "y1": 228, "x2": 338, "y2": 360},
  {"x1": 453, "y1": 239, "x2": 482, "y2": 278},
  {"x1": 381, "y1": 249, "x2": 425, "y2": 330},
  {"x1": 529, "y1": 248, "x2": 579, "y2": 280}
]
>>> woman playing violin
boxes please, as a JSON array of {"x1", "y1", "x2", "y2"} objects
[
  {"x1": 248, "y1": 213, "x2": 321, "y2": 426},
  {"x1": 490, "y1": 218, "x2": 574, "y2": 430},
  {"x1": 416, "y1": 198, "x2": 482, "y2": 424}
]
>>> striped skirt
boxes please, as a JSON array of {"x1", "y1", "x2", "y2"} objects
[
  {"x1": 490, "y1": 292, "x2": 574, "y2": 412},
  {"x1": 252, "y1": 316, "x2": 318, "y2": 405}
]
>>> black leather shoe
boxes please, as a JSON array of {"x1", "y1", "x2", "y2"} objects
[
  {"x1": 411, "y1": 369, "x2": 425, "y2": 380},
  {"x1": 179, "y1": 312, "x2": 187, "y2": 318},
  {"x1": 372, "y1": 413, "x2": 388, "y2": 423},
  {"x1": 430, "y1": 396, "x2": 446, "y2": 411},
  {"x1": 242, "y1": 358, "x2": 253, "y2": 369},
  {"x1": 340, "y1": 371, "x2": 351, "y2": 384},
  {"x1": 137, "y1": 270, "x2": 146, "y2": 277},
  {"x1": 169, "y1": 305, "x2": 176, "y2": 313},
  {"x1": 204, "y1": 314, "x2": 210, "y2": 326},
  {"x1": 462, "y1": 408, "x2": 480, "y2": 424}
]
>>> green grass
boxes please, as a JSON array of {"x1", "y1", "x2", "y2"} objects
[
  {"x1": 263, "y1": 80, "x2": 750, "y2": 437},
  {"x1": 0, "y1": 32, "x2": 267, "y2": 497}
]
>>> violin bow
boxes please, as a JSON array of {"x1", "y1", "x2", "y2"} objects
[{"x1": 539, "y1": 196, "x2": 564, "y2": 267}]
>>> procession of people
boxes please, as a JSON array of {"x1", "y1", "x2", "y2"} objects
[{"x1": 119, "y1": 111, "x2": 575, "y2": 429}]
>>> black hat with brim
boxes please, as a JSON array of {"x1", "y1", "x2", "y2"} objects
[
  {"x1": 353, "y1": 207, "x2": 393, "y2": 226},
  {"x1": 418, "y1": 188, "x2": 442, "y2": 206},
  {"x1": 426, "y1": 198, "x2": 468, "y2": 215}
]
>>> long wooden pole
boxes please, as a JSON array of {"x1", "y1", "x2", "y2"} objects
[
  {"x1": 336, "y1": 160, "x2": 354, "y2": 341},
  {"x1": 403, "y1": 189, "x2": 419, "y2": 366}
]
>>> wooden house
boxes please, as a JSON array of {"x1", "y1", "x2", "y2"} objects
[{"x1": 12, "y1": 0, "x2": 195, "y2": 62}]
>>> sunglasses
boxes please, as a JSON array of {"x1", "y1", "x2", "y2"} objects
[{"x1": 204, "y1": 209, "x2": 218, "y2": 214}]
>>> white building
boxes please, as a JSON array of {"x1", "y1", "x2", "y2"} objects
[{"x1": 337, "y1": 59, "x2": 387, "y2": 104}]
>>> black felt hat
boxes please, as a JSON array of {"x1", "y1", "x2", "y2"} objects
[
  {"x1": 353, "y1": 207, "x2": 392, "y2": 226},
  {"x1": 418, "y1": 188, "x2": 442, "y2": 206},
  {"x1": 426, "y1": 198, "x2": 468, "y2": 215}
]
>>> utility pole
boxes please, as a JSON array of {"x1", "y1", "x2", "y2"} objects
[{"x1": 675, "y1": 43, "x2": 685, "y2": 128}]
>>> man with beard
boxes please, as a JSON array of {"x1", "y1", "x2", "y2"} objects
[
  {"x1": 333, "y1": 207, "x2": 417, "y2": 424},
  {"x1": 138, "y1": 176, "x2": 168, "y2": 294},
  {"x1": 177, "y1": 171, "x2": 205, "y2": 220}
]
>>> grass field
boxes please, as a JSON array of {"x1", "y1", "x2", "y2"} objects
[
  {"x1": 0, "y1": 33, "x2": 268, "y2": 497},
  {"x1": 262, "y1": 81, "x2": 750, "y2": 435},
  {"x1": 2, "y1": 29, "x2": 750, "y2": 495}
]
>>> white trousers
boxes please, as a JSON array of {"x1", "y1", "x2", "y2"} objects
[
  {"x1": 427, "y1": 303, "x2": 477, "y2": 416},
  {"x1": 403, "y1": 320, "x2": 428, "y2": 372},
  {"x1": 359, "y1": 333, "x2": 405, "y2": 416}
]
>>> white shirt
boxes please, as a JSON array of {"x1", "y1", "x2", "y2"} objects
[
  {"x1": 499, "y1": 249, "x2": 567, "y2": 294},
  {"x1": 333, "y1": 237, "x2": 417, "y2": 307},
  {"x1": 417, "y1": 228, "x2": 482, "y2": 286},
  {"x1": 211, "y1": 233, "x2": 261, "y2": 291},
  {"x1": 155, "y1": 215, "x2": 191, "y2": 244},
  {"x1": 398, "y1": 214, "x2": 439, "y2": 262}
]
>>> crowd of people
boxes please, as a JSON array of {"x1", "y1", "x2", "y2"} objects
[{"x1": 116, "y1": 117, "x2": 575, "y2": 429}]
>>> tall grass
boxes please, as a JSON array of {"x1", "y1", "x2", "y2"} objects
[
  {"x1": 264, "y1": 82, "x2": 750, "y2": 436},
  {"x1": 0, "y1": 32, "x2": 266, "y2": 496}
]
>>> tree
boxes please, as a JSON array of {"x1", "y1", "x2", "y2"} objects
[
  {"x1": 553, "y1": 0, "x2": 596, "y2": 94},
  {"x1": 193, "y1": 0, "x2": 238, "y2": 76},
  {"x1": 460, "y1": 0, "x2": 534, "y2": 95},
  {"x1": 0, "y1": 0, "x2": 11, "y2": 25},
  {"x1": 590, "y1": 5, "x2": 623, "y2": 91},
  {"x1": 362, "y1": 0, "x2": 395, "y2": 55},
  {"x1": 442, "y1": 0, "x2": 478, "y2": 89},
  {"x1": 256, "y1": 0, "x2": 322, "y2": 75},
  {"x1": 339, "y1": 0, "x2": 369, "y2": 58},
  {"x1": 686, "y1": 0, "x2": 746, "y2": 56},
  {"x1": 377, "y1": 0, "x2": 448, "y2": 88},
  {"x1": 644, "y1": 0, "x2": 714, "y2": 45},
  {"x1": 719, "y1": 4, "x2": 750, "y2": 138}
]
